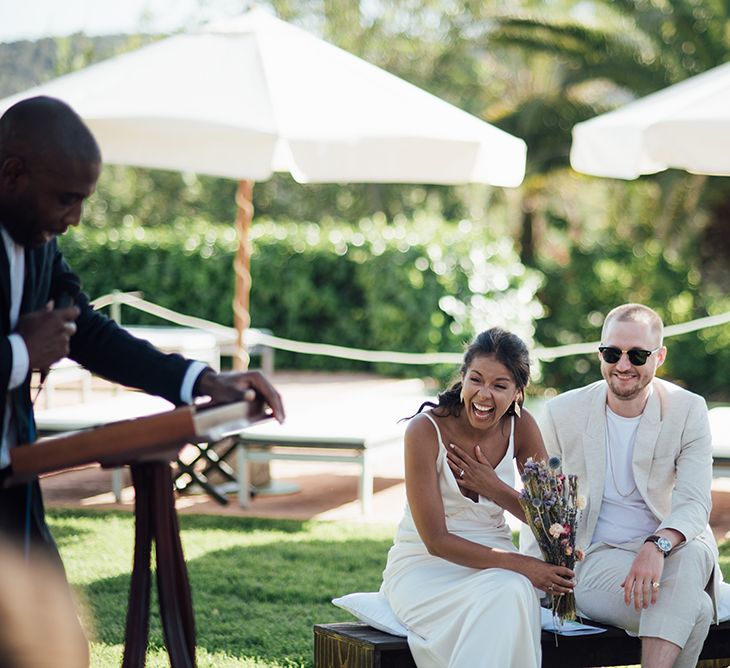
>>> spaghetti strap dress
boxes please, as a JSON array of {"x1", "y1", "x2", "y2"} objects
[{"x1": 381, "y1": 413, "x2": 541, "y2": 668}]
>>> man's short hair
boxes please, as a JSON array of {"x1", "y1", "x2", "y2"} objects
[
  {"x1": 601, "y1": 303, "x2": 664, "y2": 344},
  {"x1": 0, "y1": 96, "x2": 101, "y2": 165}
]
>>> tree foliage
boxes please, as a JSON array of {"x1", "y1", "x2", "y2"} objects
[
  {"x1": 4, "y1": 1, "x2": 730, "y2": 397},
  {"x1": 486, "y1": 0, "x2": 730, "y2": 396}
]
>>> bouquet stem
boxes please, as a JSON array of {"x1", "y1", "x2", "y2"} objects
[{"x1": 550, "y1": 591, "x2": 577, "y2": 624}]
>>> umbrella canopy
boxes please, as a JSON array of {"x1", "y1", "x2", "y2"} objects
[
  {"x1": 0, "y1": 8, "x2": 526, "y2": 187},
  {"x1": 571, "y1": 61, "x2": 730, "y2": 179},
  {"x1": 0, "y1": 8, "x2": 527, "y2": 366}
]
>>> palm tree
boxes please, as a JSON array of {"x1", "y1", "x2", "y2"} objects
[
  {"x1": 487, "y1": 0, "x2": 730, "y2": 262},
  {"x1": 482, "y1": 1, "x2": 730, "y2": 396}
]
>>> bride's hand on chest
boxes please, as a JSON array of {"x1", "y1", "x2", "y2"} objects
[{"x1": 446, "y1": 440, "x2": 501, "y2": 498}]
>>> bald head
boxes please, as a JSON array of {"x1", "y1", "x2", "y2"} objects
[
  {"x1": 601, "y1": 303, "x2": 664, "y2": 345},
  {"x1": 0, "y1": 96, "x2": 101, "y2": 167},
  {"x1": 0, "y1": 97, "x2": 101, "y2": 247}
]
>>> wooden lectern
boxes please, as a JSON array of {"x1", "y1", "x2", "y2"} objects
[{"x1": 10, "y1": 400, "x2": 268, "y2": 668}]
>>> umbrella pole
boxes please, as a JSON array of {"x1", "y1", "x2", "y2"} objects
[
  {"x1": 233, "y1": 179, "x2": 254, "y2": 371},
  {"x1": 232, "y1": 179, "x2": 274, "y2": 491}
]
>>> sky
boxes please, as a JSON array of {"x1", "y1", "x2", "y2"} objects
[{"x1": 0, "y1": 0, "x2": 246, "y2": 43}]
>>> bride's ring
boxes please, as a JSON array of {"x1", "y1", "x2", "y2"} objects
[
  {"x1": 459, "y1": 469, "x2": 465, "y2": 479},
  {"x1": 548, "y1": 584, "x2": 554, "y2": 593},
  {"x1": 652, "y1": 581, "x2": 660, "y2": 590}
]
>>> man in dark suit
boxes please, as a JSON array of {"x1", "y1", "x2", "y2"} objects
[{"x1": 0, "y1": 95, "x2": 285, "y2": 561}]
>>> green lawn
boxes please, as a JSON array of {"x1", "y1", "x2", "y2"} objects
[
  {"x1": 49, "y1": 509, "x2": 730, "y2": 667},
  {"x1": 49, "y1": 509, "x2": 394, "y2": 668}
]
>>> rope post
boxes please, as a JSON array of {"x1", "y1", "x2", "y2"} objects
[
  {"x1": 110, "y1": 289, "x2": 124, "y2": 496},
  {"x1": 111, "y1": 290, "x2": 122, "y2": 324},
  {"x1": 233, "y1": 179, "x2": 254, "y2": 371}
]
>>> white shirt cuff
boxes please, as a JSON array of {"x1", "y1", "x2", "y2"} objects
[
  {"x1": 180, "y1": 361, "x2": 210, "y2": 404},
  {"x1": 7, "y1": 333, "x2": 29, "y2": 390}
]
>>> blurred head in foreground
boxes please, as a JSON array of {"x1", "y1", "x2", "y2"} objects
[{"x1": 0, "y1": 541, "x2": 89, "y2": 667}]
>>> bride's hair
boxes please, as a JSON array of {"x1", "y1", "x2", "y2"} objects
[{"x1": 405, "y1": 327, "x2": 530, "y2": 420}]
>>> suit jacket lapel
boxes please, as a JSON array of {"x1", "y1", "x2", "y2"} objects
[
  {"x1": 580, "y1": 384, "x2": 608, "y2": 548},
  {"x1": 20, "y1": 247, "x2": 36, "y2": 315},
  {"x1": 0, "y1": 231, "x2": 10, "y2": 333},
  {"x1": 9, "y1": 248, "x2": 38, "y2": 445},
  {"x1": 633, "y1": 385, "x2": 662, "y2": 507}
]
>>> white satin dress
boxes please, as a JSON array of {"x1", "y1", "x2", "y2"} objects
[{"x1": 381, "y1": 413, "x2": 541, "y2": 668}]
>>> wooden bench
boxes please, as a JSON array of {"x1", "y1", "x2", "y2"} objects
[
  {"x1": 313, "y1": 621, "x2": 730, "y2": 668},
  {"x1": 124, "y1": 325, "x2": 277, "y2": 376},
  {"x1": 39, "y1": 358, "x2": 93, "y2": 408},
  {"x1": 234, "y1": 429, "x2": 403, "y2": 515}
]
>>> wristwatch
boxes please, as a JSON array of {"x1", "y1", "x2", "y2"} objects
[{"x1": 644, "y1": 534, "x2": 672, "y2": 558}]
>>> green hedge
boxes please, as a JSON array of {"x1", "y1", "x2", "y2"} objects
[{"x1": 59, "y1": 216, "x2": 542, "y2": 378}]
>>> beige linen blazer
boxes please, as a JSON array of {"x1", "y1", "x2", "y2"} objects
[{"x1": 521, "y1": 377, "x2": 721, "y2": 617}]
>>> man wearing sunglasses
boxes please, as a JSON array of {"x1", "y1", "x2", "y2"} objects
[{"x1": 522, "y1": 303, "x2": 719, "y2": 668}]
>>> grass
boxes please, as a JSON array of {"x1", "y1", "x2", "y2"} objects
[
  {"x1": 49, "y1": 509, "x2": 730, "y2": 667},
  {"x1": 48, "y1": 509, "x2": 395, "y2": 668}
]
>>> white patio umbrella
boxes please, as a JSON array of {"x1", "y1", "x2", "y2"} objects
[
  {"x1": 0, "y1": 7, "x2": 527, "y2": 366},
  {"x1": 570, "y1": 61, "x2": 730, "y2": 179}
]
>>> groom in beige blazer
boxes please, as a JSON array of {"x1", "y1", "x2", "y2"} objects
[{"x1": 523, "y1": 303, "x2": 720, "y2": 668}]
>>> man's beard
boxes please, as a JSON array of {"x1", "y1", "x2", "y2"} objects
[{"x1": 607, "y1": 375, "x2": 651, "y2": 401}]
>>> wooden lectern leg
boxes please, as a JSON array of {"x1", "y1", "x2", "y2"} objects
[
  {"x1": 123, "y1": 463, "x2": 196, "y2": 668},
  {"x1": 123, "y1": 464, "x2": 154, "y2": 668},
  {"x1": 152, "y1": 463, "x2": 196, "y2": 668},
  {"x1": 12, "y1": 400, "x2": 265, "y2": 668}
]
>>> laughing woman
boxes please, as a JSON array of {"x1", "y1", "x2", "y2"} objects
[{"x1": 381, "y1": 328, "x2": 574, "y2": 668}]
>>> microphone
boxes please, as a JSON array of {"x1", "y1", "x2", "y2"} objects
[
  {"x1": 33, "y1": 275, "x2": 82, "y2": 404},
  {"x1": 52, "y1": 272, "x2": 81, "y2": 309},
  {"x1": 55, "y1": 293, "x2": 75, "y2": 309}
]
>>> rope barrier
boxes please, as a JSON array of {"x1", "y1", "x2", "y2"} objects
[
  {"x1": 91, "y1": 292, "x2": 237, "y2": 340},
  {"x1": 91, "y1": 292, "x2": 730, "y2": 366}
]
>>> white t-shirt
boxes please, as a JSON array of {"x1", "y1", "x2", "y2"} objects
[
  {"x1": 591, "y1": 405, "x2": 659, "y2": 545},
  {"x1": 0, "y1": 227, "x2": 27, "y2": 468}
]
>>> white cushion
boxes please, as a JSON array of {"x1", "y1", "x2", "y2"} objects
[
  {"x1": 331, "y1": 591, "x2": 408, "y2": 637},
  {"x1": 710, "y1": 407, "x2": 730, "y2": 458},
  {"x1": 717, "y1": 581, "x2": 730, "y2": 622}
]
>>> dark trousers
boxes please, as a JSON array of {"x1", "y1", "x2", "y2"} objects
[{"x1": 0, "y1": 477, "x2": 65, "y2": 574}]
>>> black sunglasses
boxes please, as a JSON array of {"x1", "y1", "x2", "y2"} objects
[{"x1": 598, "y1": 346, "x2": 661, "y2": 366}]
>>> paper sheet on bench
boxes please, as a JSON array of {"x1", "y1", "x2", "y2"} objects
[
  {"x1": 718, "y1": 581, "x2": 730, "y2": 622},
  {"x1": 540, "y1": 607, "x2": 606, "y2": 635},
  {"x1": 540, "y1": 581, "x2": 730, "y2": 635}
]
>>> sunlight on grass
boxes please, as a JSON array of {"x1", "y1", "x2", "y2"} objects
[
  {"x1": 49, "y1": 509, "x2": 395, "y2": 668},
  {"x1": 50, "y1": 509, "x2": 730, "y2": 668}
]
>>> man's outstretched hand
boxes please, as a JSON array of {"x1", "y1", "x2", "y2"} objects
[{"x1": 196, "y1": 369, "x2": 285, "y2": 423}]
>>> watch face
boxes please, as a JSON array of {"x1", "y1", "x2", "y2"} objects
[{"x1": 656, "y1": 537, "x2": 672, "y2": 553}]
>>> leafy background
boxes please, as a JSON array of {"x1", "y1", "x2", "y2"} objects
[{"x1": 2, "y1": 0, "x2": 730, "y2": 398}]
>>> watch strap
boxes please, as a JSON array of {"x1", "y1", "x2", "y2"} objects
[{"x1": 644, "y1": 534, "x2": 671, "y2": 557}]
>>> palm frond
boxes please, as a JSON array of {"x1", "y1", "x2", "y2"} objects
[
  {"x1": 594, "y1": 0, "x2": 729, "y2": 75},
  {"x1": 491, "y1": 17, "x2": 621, "y2": 61},
  {"x1": 489, "y1": 17, "x2": 673, "y2": 94},
  {"x1": 493, "y1": 96, "x2": 606, "y2": 176}
]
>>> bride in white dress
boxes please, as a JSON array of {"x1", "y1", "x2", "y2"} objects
[{"x1": 381, "y1": 328, "x2": 575, "y2": 668}]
